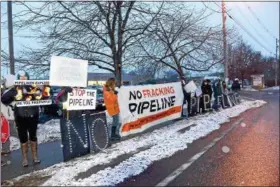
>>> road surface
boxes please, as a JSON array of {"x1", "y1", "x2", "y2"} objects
[{"x1": 118, "y1": 89, "x2": 279, "y2": 186}]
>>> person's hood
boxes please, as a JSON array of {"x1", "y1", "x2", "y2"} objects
[
  {"x1": 4, "y1": 74, "x2": 16, "y2": 88},
  {"x1": 17, "y1": 70, "x2": 29, "y2": 80}
]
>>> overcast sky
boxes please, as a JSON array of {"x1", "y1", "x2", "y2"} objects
[{"x1": 1, "y1": 2, "x2": 279, "y2": 77}]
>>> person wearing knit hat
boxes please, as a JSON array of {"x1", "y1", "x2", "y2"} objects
[{"x1": 1, "y1": 70, "x2": 41, "y2": 167}]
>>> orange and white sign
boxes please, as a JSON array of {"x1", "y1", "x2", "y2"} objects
[{"x1": 118, "y1": 82, "x2": 184, "y2": 136}]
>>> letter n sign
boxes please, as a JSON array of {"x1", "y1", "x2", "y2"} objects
[{"x1": 60, "y1": 114, "x2": 90, "y2": 161}]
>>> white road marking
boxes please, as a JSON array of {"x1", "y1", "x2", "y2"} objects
[
  {"x1": 222, "y1": 146, "x2": 230, "y2": 153},
  {"x1": 155, "y1": 118, "x2": 243, "y2": 187},
  {"x1": 241, "y1": 122, "x2": 246, "y2": 127}
]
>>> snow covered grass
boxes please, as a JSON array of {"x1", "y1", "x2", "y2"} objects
[
  {"x1": 10, "y1": 111, "x2": 112, "y2": 151},
  {"x1": 242, "y1": 86, "x2": 258, "y2": 92},
  {"x1": 262, "y1": 86, "x2": 279, "y2": 91},
  {"x1": 12, "y1": 99, "x2": 266, "y2": 186}
]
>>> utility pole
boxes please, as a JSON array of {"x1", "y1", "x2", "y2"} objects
[
  {"x1": 7, "y1": 1, "x2": 15, "y2": 75},
  {"x1": 276, "y1": 38, "x2": 279, "y2": 86},
  {"x1": 222, "y1": 0, "x2": 228, "y2": 81}
]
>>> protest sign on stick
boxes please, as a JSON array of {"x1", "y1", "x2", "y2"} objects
[
  {"x1": 49, "y1": 56, "x2": 88, "y2": 87},
  {"x1": 66, "y1": 88, "x2": 97, "y2": 111}
]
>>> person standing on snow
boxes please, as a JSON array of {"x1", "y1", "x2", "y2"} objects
[
  {"x1": 212, "y1": 78, "x2": 223, "y2": 110},
  {"x1": 103, "y1": 78, "x2": 121, "y2": 141},
  {"x1": 200, "y1": 79, "x2": 213, "y2": 113},
  {"x1": 231, "y1": 78, "x2": 241, "y2": 92},
  {"x1": 1, "y1": 70, "x2": 41, "y2": 167}
]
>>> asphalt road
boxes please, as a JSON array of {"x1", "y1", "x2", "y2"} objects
[{"x1": 118, "y1": 89, "x2": 279, "y2": 186}]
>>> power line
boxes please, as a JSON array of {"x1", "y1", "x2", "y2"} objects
[
  {"x1": 234, "y1": 3, "x2": 270, "y2": 44},
  {"x1": 243, "y1": 2, "x2": 278, "y2": 40},
  {"x1": 214, "y1": 2, "x2": 274, "y2": 55}
]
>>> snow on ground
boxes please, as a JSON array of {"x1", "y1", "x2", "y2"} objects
[
  {"x1": 262, "y1": 86, "x2": 279, "y2": 91},
  {"x1": 12, "y1": 99, "x2": 266, "y2": 186},
  {"x1": 10, "y1": 111, "x2": 112, "y2": 151},
  {"x1": 242, "y1": 86, "x2": 258, "y2": 91}
]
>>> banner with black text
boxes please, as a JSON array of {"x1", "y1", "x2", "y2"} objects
[{"x1": 118, "y1": 82, "x2": 184, "y2": 136}]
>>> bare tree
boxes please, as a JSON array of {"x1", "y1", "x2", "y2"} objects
[
  {"x1": 137, "y1": 3, "x2": 224, "y2": 85},
  {"x1": 4, "y1": 2, "x2": 164, "y2": 85}
]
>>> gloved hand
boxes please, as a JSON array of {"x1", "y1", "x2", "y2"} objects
[
  {"x1": 65, "y1": 87, "x2": 73, "y2": 93},
  {"x1": 114, "y1": 90, "x2": 118, "y2": 95},
  {"x1": 9, "y1": 87, "x2": 18, "y2": 97}
]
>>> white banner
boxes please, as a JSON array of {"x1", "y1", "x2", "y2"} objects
[
  {"x1": 49, "y1": 56, "x2": 88, "y2": 87},
  {"x1": 66, "y1": 88, "x2": 97, "y2": 111},
  {"x1": 15, "y1": 100, "x2": 52, "y2": 107},
  {"x1": 118, "y1": 82, "x2": 184, "y2": 137}
]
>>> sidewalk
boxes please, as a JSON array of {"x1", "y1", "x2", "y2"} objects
[{"x1": 1, "y1": 140, "x2": 63, "y2": 181}]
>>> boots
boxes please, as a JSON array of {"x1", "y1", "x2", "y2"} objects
[
  {"x1": 30, "y1": 141, "x2": 40, "y2": 164},
  {"x1": 110, "y1": 126, "x2": 121, "y2": 141},
  {"x1": 21, "y1": 143, "x2": 29, "y2": 167}
]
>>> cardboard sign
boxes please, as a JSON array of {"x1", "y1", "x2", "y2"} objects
[
  {"x1": 49, "y1": 56, "x2": 88, "y2": 87},
  {"x1": 184, "y1": 80, "x2": 197, "y2": 93},
  {"x1": 1, "y1": 115, "x2": 10, "y2": 143},
  {"x1": 88, "y1": 112, "x2": 110, "y2": 152},
  {"x1": 60, "y1": 114, "x2": 90, "y2": 162},
  {"x1": 66, "y1": 88, "x2": 97, "y2": 111},
  {"x1": 11, "y1": 83, "x2": 53, "y2": 107},
  {"x1": 118, "y1": 82, "x2": 184, "y2": 137}
]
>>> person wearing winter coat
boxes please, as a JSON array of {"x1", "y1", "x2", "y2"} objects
[
  {"x1": 1, "y1": 74, "x2": 18, "y2": 156},
  {"x1": 200, "y1": 79, "x2": 213, "y2": 113},
  {"x1": 103, "y1": 78, "x2": 121, "y2": 141},
  {"x1": 1, "y1": 70, "x2": 41, "y2": 167},
  {"x1": 212, "y1": 79, "x2": 223, "y2": 110},
  {"x1": 231, "y1": 78, "x2": 241, "y2": 92}
]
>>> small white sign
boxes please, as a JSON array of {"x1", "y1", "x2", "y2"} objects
[
  {"x1": 49, "y1": 56, "x2": 88, "y2": 87},
  {"x1": 184, "y1": 80, "x2": 197, "y2": 93},
  {"x1": 66, "y1": 88, "x2": 97, "y2": 111},
  {"x1": 15, "y1": 100, "x2": 52, "y2": 107},
  {"x1": 253, "y1": 77, "x2": 262, "y2": 86},
  {"x1": 14, "y1": 80, "x2": 50, "y2": 86}
]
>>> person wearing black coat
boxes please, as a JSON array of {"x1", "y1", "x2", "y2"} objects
[
  {"x1": 200, "y1": 79, "x2": 213, "y2": 113},
  {"x1": 231, "y1": 78, "x2": 241, "y2": 92},
  {"x1": 1, "y1": 70, "x2": 41, "y2": 167}
]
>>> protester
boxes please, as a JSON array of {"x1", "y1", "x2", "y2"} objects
[
  {"x1": 206, "y1": 79, "x2": 213, "y2": 100},
  {"x1": 212, "y1": 78, "x2": 223, "y2": 110},
  {"x1": 103, "y1": 78, "x2": 121, "y2": 141},
  {"x1": 200, "y1": 79, "x2": 212, "y2": 113},
  {"x1": 231, "y1": 78, "x2": 241, "y2": 92},
  {"x1": 1, "y1": 74, "x2": 18, "y2": 156},
  {"x1": 1, "y1": 70, "x2": 41, "y2": 167},
  {"x1": 222, "y1": 80, "x2": 229, "y2": 94},
  {"x1": 181, "y1": 81, "x2": 188, "y2": 118}
]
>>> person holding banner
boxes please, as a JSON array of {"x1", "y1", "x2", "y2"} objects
[
  {"x1": 103, "y1": 78, "x2": 121, "y2": 141},
  {"x1": 1, "y1": 70, "x2": 41, "y2": 167},
  {"x1": 212, "y1": 78, "x2": 223, "y2": 110},
  {"x1": 200, "y1": 79, "x2": 213, "y2": 113}
]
